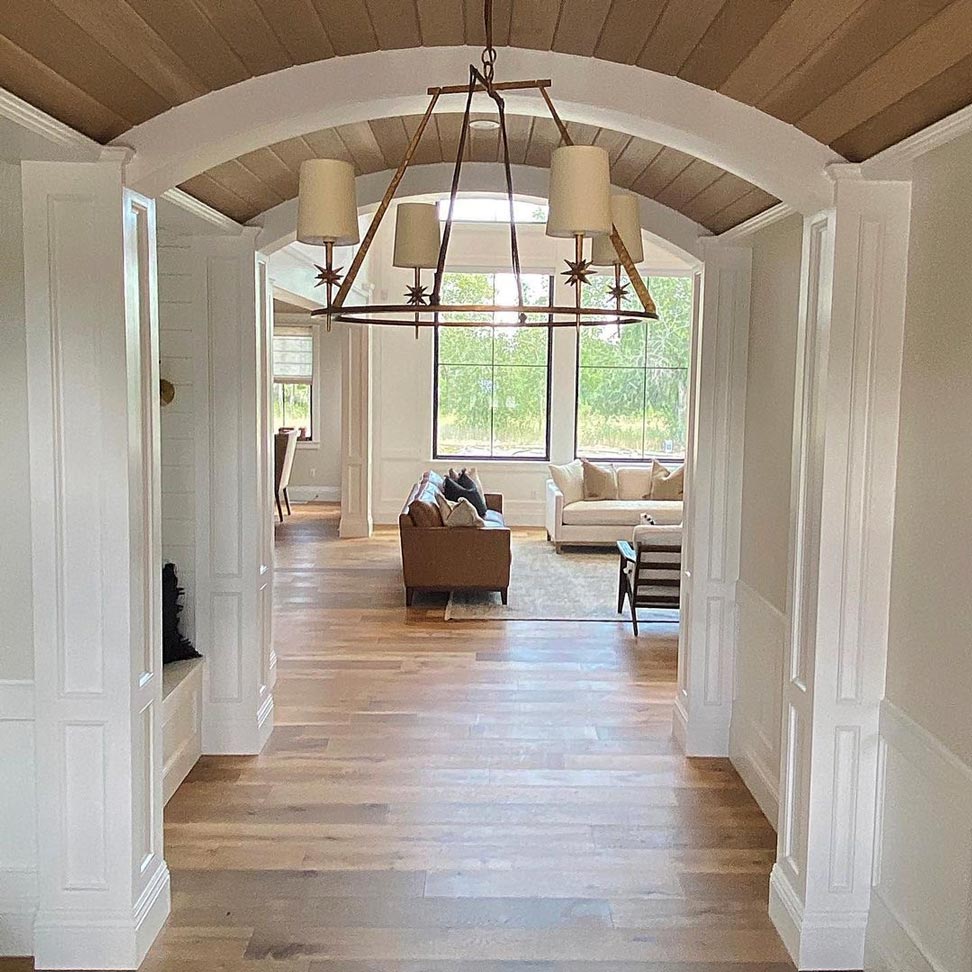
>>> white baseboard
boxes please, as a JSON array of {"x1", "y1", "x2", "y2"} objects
[
  {"x1": 865, "y1": 890, "x2": 937, "y2": 972},
  {"x1": 0, "y1": 679, "x2": 37, "y2": 956},
  {"x1": 288, "y1": 485, "x2": 340, "y2": 503},
  {"x1": 769, "y1": 864, "x2": 868, "y2": 970},
  {"x1": 202, "y1": 711, "x2": 271, "y2": 755},
  {"x1": 730, "y1": 580, "x2": 785, "y2": 829},
  {"x1": 729, "y1": 730, "x2": 780, "y2": 829},
  {"x1": 338, "y1": 514, "x2": 373, "y2": 538},
  {"x1": 33, "y1": 861, "x2": 170, "y2": 970},
  {"x1": 0, "y1": 867, "x2": 37, "y2": 956}
]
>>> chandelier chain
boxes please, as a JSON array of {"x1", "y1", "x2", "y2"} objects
[{"x1": 481, "y1": 0, "x2": 497, "y2": 84}]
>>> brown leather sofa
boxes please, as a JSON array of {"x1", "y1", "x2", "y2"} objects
[{"x1": 399, "y1": 471, "x2": 511, "y2": 606}]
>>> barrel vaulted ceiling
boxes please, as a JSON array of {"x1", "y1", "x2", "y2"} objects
[
  {"x1": 183, "y1": 113, "x2": 778, "y2": 233},
  {"x1": 3, "y1": 0, "x2": 972, "y2": 229}
]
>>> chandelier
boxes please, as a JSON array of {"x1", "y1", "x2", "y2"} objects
[{"x1": 297, "y1": 0, "x2": 658, "y2": 332}]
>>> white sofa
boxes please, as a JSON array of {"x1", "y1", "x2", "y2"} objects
[{"x1": 545, "y1": 462, "x2": 683, "y2": 552}]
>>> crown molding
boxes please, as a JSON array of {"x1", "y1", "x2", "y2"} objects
[
  {"x1": 159, "y1": 188, "x2": 243, "y2": 235},
  {"x1": 712, "y1": 202, "x2": 796, "y2": 243},
  {"x1": 864, "y1": 102, "x2": 972, "y2": 179},
  {"x1": 0, "y1": 88, "x2": 99, "y2": 154}
]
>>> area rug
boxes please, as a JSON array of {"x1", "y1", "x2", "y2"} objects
[{"x1": 444, "y1": 533, "x2": 680, "y2": 623}]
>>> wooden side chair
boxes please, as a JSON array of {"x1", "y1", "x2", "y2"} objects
[{"x1": 616, "y1": 523, "x2": 682, "y2": 635}]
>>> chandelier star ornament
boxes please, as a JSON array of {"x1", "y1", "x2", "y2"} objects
[
  {"x1": 314, "y1": 264, "x2": 344, "y2": 289},
  {"x1": 608, "y1": 280, "x2": 629, "y2": 303},
  {"x1": 405, "y1": 284, "x2": 430, "y2": 306},
  {"x1": 562, "y1": 257, "x2": 595, "y2": 288}
]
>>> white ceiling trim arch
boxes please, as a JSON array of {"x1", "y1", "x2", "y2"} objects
[
  {"x1": 115, "y1": 46, "x2": 841, "y2": 214},
  {"x1": 254, "y1": 162, "x2": 705, "y2": 265}
]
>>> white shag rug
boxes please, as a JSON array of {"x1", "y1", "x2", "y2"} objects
[{"x1": 444, "y1": 533, "x2": 680, "y2": 623}]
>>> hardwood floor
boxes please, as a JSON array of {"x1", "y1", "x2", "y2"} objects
[{"x1": 143, "y1": 504, "x2": 791, "y2": 972}]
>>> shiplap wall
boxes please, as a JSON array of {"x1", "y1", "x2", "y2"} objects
[{"x1": 158, "y1": 231, "x2": 197, "y2": 641}]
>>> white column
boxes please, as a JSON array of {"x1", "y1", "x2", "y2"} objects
[
  {"x1": 675, "y1": 244, "x2": 751, "y2": 756},
  {"x1": 23, "y1": 154, "x2": 169, "y2": 968},
  {"x1": 770, "y1": 170, "x2": 912, "y2": 970},
  {"x1": 191, "y1": 228, "x2": 274, "y2": 754},
  {"x1": 339, "y1": 322, "x2": 373, "y2": 538}
]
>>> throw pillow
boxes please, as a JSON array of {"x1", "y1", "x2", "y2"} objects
[
  {"x1": 581, "y1": 458, "x2": 618, "y2": 500},
  {"x1": 462, "y1": 465, "x2": 485, "y2": 497},
  {"x1": 443, "y1": 474, "x2": 487, "y2": 516},
  {"x1": 409, "y1": 496, "x2": 442, "y2": 527},
  {"x1": 548, "y1": 458, "x2": 584, "y2": 506},
  {"x1": 435, "y1": 493, "x2": 485, "y2": 528},
  {"x1": 457, "y1": 470, "x2": 489, "y2": 509},
  {"x1": 617, "y1": 465, "x2": 656, "y2": 501},
  {"x1": 652, "y1": 462, "x2": 685, "y2": 500}
]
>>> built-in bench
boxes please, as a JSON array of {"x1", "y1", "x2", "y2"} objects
[{"x1": 161, "y1": 657, "x2": 203, "y2": 804}]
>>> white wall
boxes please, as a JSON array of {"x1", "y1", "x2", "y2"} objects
[
  {"x1": 361, "y1": 208, "x2": 694, "y2": 524},
  {"x1": 865, "y1": 131, "x2": 972, "y2": 972},
  {"x1": 729, "y1": 214, "x2": 803, "y2": 828},
  {"x1": 0, "y1": 161, "x2": 38, "y2": 955},
  {"x1": 158, "y1": 229, "x2": 198, "y2": 640}
]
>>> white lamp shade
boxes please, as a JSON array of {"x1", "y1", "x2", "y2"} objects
[
  {"x1": 545, "y1": 145, "x2": 612, "y2": 239},
  {"x1": 297, "y1": 159, "x2": 360, "y2": 245},
  {"x1": 591, "y1": 194, "x2": 645, "y2": 266},
  {"x1": 393, "y1": 202, "x2": 441, "y2": 269}
]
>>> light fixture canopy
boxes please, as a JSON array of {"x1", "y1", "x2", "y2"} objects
[
  {"x1": 393, "y1": 202, "x2": 441, "y2": 269},
  {"x1": 545, "y1": 145, "x2": 613, "y2": 239},
  {"x1": 591, "y1": 194, "x2": 644, "y2": 266},
  {"x1": 297, "y1": 159, "x2": 359, "y2": 246}
]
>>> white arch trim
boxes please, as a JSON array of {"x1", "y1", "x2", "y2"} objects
[
  {"x1": 255, "y1": 162, "x2": 705, "y2": 264},
  {"x1": 117, "y1": 47, "x2": 840, "y2": 214}
]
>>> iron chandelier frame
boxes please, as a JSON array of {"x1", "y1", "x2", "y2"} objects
[{"x1": 310, "y1": 0, "x2": 658, "y2": 331}]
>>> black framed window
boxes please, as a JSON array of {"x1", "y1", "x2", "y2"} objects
[
  {"x1": 575, "y1": 274, "x2": 693, "y2": 460},
  {"x1": 434, "y1": 271, "x2": 553, "y2": 460}
]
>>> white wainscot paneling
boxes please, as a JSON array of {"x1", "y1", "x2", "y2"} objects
[
  {"x1": 161, "y1": 659, "x2": 203, "y2": 805},
  {"x1": 730, "y1": 580, "x2": 786, "y2": 828},
  {"x1": 865, "y1": 700, "x2": 972, "y2": 972},
  {"x1": 0, "y1": 680, "x2": 37, "y2": 956}
]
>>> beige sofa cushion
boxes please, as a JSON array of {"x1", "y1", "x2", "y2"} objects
[
  {"x1": 632, "y1": 523, "x2": 683, "y2": 546},
  {"x1": 617, "y1": 465, "x2": 658, "y2": 500},
  {"x1": 581, "y1": 458, "x2": 618, "y2": 499},
  {"x1": 562, "y1": 499, "x2": 683, "y2": 526},
  {"x1": 652, "y1": 462, "x2": 684, "y2": 500},
  {"x1": 548, "y1": 459, "x2": 584, "y2": 506}
]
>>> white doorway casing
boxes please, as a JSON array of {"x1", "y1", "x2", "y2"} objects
[
  {"x1": 189, "y1": 229, "x2": 276, "y2": 754},
  {"x1": 770, "y1": 170, "x2": 912, "y2": 970},
  {"x1": 22, "y1": 155, "x2": 170, "y2": 969},
  {"x1": 676, "y1": 241, "x2": 752, "y2": 756}
]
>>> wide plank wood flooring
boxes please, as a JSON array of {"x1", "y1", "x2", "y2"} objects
[{"x1": 142, "y1": 504, "x2": 791, "y2": 972}]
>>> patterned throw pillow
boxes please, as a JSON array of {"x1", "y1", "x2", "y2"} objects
[
  {"x1": 435, "y1": 493, "x2": 485, "y2": 527},
  {"x1": 581, "y1": 458, "x2": 618, "y2": 500}
]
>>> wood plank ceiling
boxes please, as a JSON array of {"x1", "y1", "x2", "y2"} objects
[
  {"x1": 3, "y1": 0, "x2": 972, "y2": 226},
  {"x1": 183, "y1": 113, "x2": 777, "y2": 233}
]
